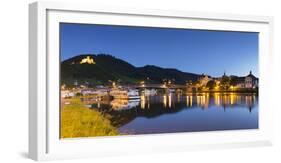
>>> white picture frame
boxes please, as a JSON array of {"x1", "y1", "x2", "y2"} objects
[{"x1": 29, "y1": 1, "x2": 274, "y2": 161}]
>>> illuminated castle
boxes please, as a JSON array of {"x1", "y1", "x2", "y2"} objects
[{"x1": 80, "y1": 56, "x2": 95, "y2": 64}]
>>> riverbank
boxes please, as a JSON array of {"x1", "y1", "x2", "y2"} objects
[{"x1": 61, "y1": 98, "x2": 119, "y2": 138}]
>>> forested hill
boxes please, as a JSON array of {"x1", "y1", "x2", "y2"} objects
[{"x1": 61, "y1": 54, "x2": 201, "y2": 86}]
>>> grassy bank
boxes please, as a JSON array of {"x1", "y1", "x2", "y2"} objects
[{"x1": 61, "y1": 98, "x2": 118, "y2": 138}]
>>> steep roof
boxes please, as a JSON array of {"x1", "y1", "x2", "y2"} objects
[{"x1": 246, "y1": 71, "x2": 257, "y2": 79}]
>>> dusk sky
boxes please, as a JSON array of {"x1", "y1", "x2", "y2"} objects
[{"x1": 60, "y1": 23, "x2": 258, "y2": 77}]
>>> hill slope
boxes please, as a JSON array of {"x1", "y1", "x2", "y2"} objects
[{"x1": 61, "y1": 54, "x2": 200, "y2": 87}]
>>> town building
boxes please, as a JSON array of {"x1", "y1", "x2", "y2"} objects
[
  {"x1": 233, "y1": 71, "x2": 258, "y2": 89},
  {"x1": 80, "y1": 56, "x2": 95, "y2": 64},
  {"x1": 235, "y1": 77, "x2": 246, "y2": 88},
  {"x1": 198, "y1": 74, "x2": 213, "y2": 86},
  {"x1": 244, "y1": 71, "x2": 258, "y2": 88}
]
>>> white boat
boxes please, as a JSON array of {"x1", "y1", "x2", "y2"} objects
[
  {"x1": 81, "y1": 88, "x2": 109, "y2": 96},
  {"x1": 142, "y1": 89, "x2": 157, "y2": 96},
  {"x1": 110, "y1": 88, "x2": 140, "y2": 99},
  {"x1": 61, "y1": 90, "x2": 75, "y2": 98}
]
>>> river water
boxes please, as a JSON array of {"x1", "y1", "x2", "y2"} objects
[{"x1": 87, "y1": 92, "x2": 258, "y2": 135}]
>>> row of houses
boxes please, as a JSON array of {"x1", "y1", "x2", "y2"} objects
[{"x1": 197, "y1": 71, "x2": 258, "y2": 89}]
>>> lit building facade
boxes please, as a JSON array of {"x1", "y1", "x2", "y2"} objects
[
  {"x1": 198, "y1": 74, "x2": 213, "y2": 86},
  {"x1": 244, "y1": 71, "x2": 258, "y2": 88},
  {"x1": 235, "y1": 71, "x2": 258, "y2": 89}
]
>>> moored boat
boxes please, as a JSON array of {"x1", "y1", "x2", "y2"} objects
[{"x1": 110, "y1": 88, "x2": 140, "y2": 99}]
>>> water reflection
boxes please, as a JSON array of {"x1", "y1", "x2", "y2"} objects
[
  {"x1": 110, "y1": 99, "x2": 140, "y2": 110},
  {"x1": 131, "y1": 93, "x2": 257, "y2": 111},
  {"x1": 82, "y1": 92, "x2": 258, "y2": 134}
]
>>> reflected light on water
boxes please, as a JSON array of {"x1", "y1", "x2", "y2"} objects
[
  {"x1": 135, "y1": 93, "x2": 258, "y2": 110},
  {"x1": 141, "y1": 95, "x2": 145, "y2": 109},
  {"x1": 147, "y1": 97, "x2": 150, "y2": 109},
  {"x1": 230, "y1": 93, "x2": 235, "y2": 105},
  {"x1": 79, "y1": 92, "x2": 258, "y2": 135},
  {"x1": 186, "y1": 96, "x2": 189, "y2": 107},
  {"x1": 214, "y1": 93, "x2": 221, "y2": 106},
  {"x1": 195, "y1": 94, "x2": 209, "y2": 109},
  {"x1": 168, "y1": 94, "x2": 172, "y2": 108},
  {"x1": 190, "y1": 95, "x2": 193, "y2": 107},
  {"x1": 246, "y1": 95, "x2": 253, "y2": 107},
  {"x1": 163, "y1": 95, "x2": 167, "y2": 108},
  {"x1": 83, "y1": 93, "x2": 257, "y2": 112}
]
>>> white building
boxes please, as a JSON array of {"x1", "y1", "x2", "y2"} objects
[
  {"x1": 80, "y1": 56, "x2": 95, "y2": 64},
  {"x1": 233, "y1": 71, "x2": 258, "y2": 89},
  {"x1": 245, "y1": 71, "x2": 258, "y2": 88},
  {"x1": 198, "y1": 74, "x2": 213, "y2": 86}
]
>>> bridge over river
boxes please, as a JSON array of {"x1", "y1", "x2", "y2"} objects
[{"x1": 129, "y1": 84, "x2": 197, "y2": 91}]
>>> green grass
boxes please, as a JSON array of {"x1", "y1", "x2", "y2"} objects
[{"x1": 61, "y1": 98, "x2": 118, "y2": 138}]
